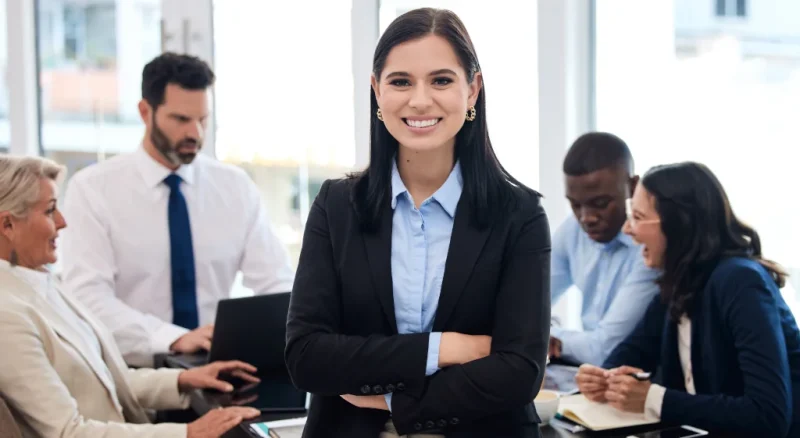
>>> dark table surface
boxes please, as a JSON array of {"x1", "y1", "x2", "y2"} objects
[
  {"x1": 160, "y1": 354, "x2": 731, "y2": 438},
  {"x1": 186, "y1": 387, "x2": 726, "y2": 438}
]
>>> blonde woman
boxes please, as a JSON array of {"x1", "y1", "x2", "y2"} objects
[{"x1": 0, "y1": 155, "x2": 259, "y2": 438}]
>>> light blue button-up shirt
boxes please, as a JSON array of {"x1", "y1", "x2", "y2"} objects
[
  {"x1": 549, "y1": 215, "x2": 660, "y2": 366},
  {"x1": 385, "y1": 160, "x2": 462, "y2": 411}
]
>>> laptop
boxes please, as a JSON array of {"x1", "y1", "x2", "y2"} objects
[
  {"x1": 168, "y1": 292, "x2": 308, "y2": 413},
  {"x1": 542, "y1": 363, "x2": 579, "y2": 395}
]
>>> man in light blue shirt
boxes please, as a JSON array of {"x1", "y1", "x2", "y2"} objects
[{"x1": 549, "y1": 132, "x2": 660, "y2": 366}]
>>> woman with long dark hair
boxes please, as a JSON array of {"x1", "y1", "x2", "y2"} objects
[
  {"x1": 575, "y1": 162, "x2": 800, "y2": 437},
  {"x1": 285, "y1": 8, "x2": 550, "y2": 438}
]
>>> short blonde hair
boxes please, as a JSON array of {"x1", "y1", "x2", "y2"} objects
[{"x1": 0, "y1": 154, "x2": 65, "y2": 218}]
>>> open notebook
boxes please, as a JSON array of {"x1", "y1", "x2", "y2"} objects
[
  {"x1": 249, "y1": 417, "x2": 306, "y2": 438},
  {"x1": 557, "y1": 394, "x2": 659, "y2": 431}
]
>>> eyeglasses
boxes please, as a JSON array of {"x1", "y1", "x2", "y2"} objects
[{"x1": 626, "y1": 198, "x2": 660, "y2": 228}]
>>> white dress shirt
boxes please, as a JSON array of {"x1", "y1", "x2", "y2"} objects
[
  {"x1": 645, "y1": 315, "x2": 694, "y2": 419},
  {"x1": 61, "y1": 147, "x2": 295, "y2": 366},
  {"x1": 0, "y1": 259, "x2": 121, "y2": 411}
]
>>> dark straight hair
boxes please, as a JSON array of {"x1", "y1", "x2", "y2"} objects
[
  {"x1": 641, "y1": 162, "x2": 787, "y2": 321},
  {"x1": 350, "y1": 8, "x2": 536, "y2": 232}
]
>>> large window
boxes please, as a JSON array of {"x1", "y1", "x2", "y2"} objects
[
  {"x1": 595, "y1": 0, "x2": 800, "y2": 306},
  {"x1": 37, "y1": 0, "x2": 161, "y2": 179},
  {"x1": 378, "y1": 0, "x2": 540, "y2": 190},
  {"x1": 0, "y1": 0, "x2": 8, "y2": 148},
  {"x1": 213, "y1": 1, "x2": 358, "y2": 267}
]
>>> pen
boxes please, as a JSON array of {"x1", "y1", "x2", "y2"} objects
[{"x1": 628, "y1": 371, "x2": 651, "y2": 381}]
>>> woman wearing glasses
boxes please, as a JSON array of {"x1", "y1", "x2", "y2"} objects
[{"x1": 575, "y1": 162, "x2": 800, "y2": 437}]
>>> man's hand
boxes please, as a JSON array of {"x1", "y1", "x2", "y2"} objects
[
  {"x1": 548, "y1": 336, "x2": 562, "y2": 359},
  {"x1": 178, "y1": 360, "x2": 260, "y2": 393},
  {"x1": 340, "y1": 394, "x2": 389, "y2": 411},
  {"x1": 575, "y1": 364, "x2": 609, "y2": 402},
  {"x1": 604, "y1": 365, "x2": 651, "y2": 413},
  {"x1": 170, "y1": 324, "x2": 214, "y2": 354},
  {"x1": 438, "y1": 333, "x2": 492, "y2": 368}
]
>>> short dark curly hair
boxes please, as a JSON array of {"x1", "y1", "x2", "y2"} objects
[
  {"x1": 563, "y1": 132, "x2": 634, "y2": 177},
  {"x1": 141, "y1": 52, "x2": 215, "y2": 110}
]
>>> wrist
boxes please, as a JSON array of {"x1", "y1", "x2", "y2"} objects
[
  {"x1": 177, "y1": 370, "x2": 188, "y2": 392},
  {"x1": 169, "y1": 335, "x2": 183, "y2": 352},
  {"x1": 438, "y1": 332, "x2": 456, "y2": 367}
]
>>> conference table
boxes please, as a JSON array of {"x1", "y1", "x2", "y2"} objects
[
  {"x1": 160, "y1": 355, "x2": 732, "y2": 438},
  {"x1": 184, "y1": 385, "x2": 729, "y2": 438}
]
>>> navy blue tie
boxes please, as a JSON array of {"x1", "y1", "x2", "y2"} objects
[{"x1": 164, "y1": 174, "x2": 199, "y2": 330}]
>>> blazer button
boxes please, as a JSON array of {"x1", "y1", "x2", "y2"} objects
[
  {"x1": 385, "y1": 384, "x2": 396, "y2": 393},
  {"x1": 450, "y1": 417, "x2": 460, "y2": 425},
  {"x1": 360, "y1": 385, "x2": 371, "y2": 394},
  {"x1": 373, "y1": 385, "x2": 383, "y2": 394},
  {"x1": 414, "y1": 422, "x2": 422, "y2": 431},
  {"x1": 425, "y1": 420, "x2": 435, "y2": 429},
  {"x1": 437, "y1": 419, "x2": 448, "y2": 428},
  {"x1": 396, "y1": 382, "x2": 406, "y2": 391}
]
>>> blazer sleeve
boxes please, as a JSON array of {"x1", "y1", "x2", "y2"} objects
[
  {"x1": 389, "y1": 197, "x2": 552, "y2": 435},
  {"x1": 659, "y1": 267, "x2": 793, "y2": 437},
  {"x1": 0, "y1": 310, "x2": 186, "y2": 438},
  {"x1": 285, "y1": 180, "x2": 431, "y2": 398},
  {"x1": 602, "y1": 294, "x2": 665, "y2": 371},
  {"x1": 125, "y1": 368, "x2": 190, "y2": 411}
]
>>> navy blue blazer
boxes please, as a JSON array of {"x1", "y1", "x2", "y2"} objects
[{"x1": 604, "y1": 257, "x2": 800, "y2": 437}]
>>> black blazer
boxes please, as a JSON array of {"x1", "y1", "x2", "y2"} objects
[
  {"x1": 604, "y1": 257, "x2": 800, "y2": 438},
  {"x1": 285, "y1": 178, "x2": 551, "y2": 438}
]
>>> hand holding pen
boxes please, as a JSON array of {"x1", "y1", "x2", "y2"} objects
[
  {"x1": 574, "y1": 364, "x2": 652, "y2": 413},
  {"x1": 603, "y1": 365, "x2": 652, "y2": 413}
]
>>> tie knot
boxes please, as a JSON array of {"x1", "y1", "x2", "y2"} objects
[{"x1": 164, "y1": 174, "x2": 182, "y2": 190}]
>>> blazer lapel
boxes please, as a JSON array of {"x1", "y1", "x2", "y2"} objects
[
  {"x1": 433, "y1": 199, "x2": 491, "y2": 331},
  {"x1": 661, "y1": 319, "x2": 685, "y2": 390},
  {"x1": 60, "y1": 291, "x2": 150, "y2": 423},
  {"x1": 45, "y1": 301, "x2": 120, "y2": 404},
  {"x1": 6, "y1": 276, "x2": 120, "y2": 406},
  {"x1": 362, "y1": 203, "x2": 398, "y2": 334},
  {"x1": 689, "y1": 309, "x2": 706, "y2": 394}
]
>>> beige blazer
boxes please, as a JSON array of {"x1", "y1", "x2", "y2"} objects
[
  {"x1": 0, "y1": 269, "x2": 189, "y2": 438},
  {"x1": 0, "y1": 396, "x2": 22, "y2": 438}
]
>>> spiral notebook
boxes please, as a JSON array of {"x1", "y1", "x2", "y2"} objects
[{"x1": 557, "y1": 394, "x2": 659, "y2": 431}]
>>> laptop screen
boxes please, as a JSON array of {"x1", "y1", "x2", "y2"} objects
[{"x1": 232, "y1": 377, "x2": 308, "y2": 412}]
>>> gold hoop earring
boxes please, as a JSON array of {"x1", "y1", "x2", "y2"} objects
[
  {"x1": 465, "y1": 106, "x2": 476, "y2": 122},
  {"x1": 376, "y1": 109, "x2": 384, "y2": 121}
]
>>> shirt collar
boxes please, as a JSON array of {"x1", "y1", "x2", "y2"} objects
[
  {"x1": 135, "y1": 145, "x2": 196, "y2": 189},
  {"x1": 592, "y1": 228, "x2": 637, "y2": 251},
  {"x1": 390, "y1": 160, "x2": 463, "y2": 218},
  {"x1": 616, "y1": 231, "x2": 636, "y2": 247},
  {"x1": 0, "y1": 259, "x2": 52, "y2": 298}
]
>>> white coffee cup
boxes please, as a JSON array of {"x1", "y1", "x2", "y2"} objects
[{"x1": 533, "y1": 389, "x2": 560, "y2": 425}]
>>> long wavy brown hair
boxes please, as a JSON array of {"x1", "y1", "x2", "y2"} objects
[{"x1": 641, "y1": 162, "x2": 787, "y2": 321}]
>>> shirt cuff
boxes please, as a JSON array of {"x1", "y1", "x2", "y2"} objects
[
  {"x1": 152, "y1": 323, "x2": 190, "y2": 356},
  {"x1": 426, "y1": 332, "x2": 442, "y2": 376},
  {"x1": 644, "y1": 383, "x2": 666, "y2": 421},
  {"x1": 384, "y1": 393, "x2": 393, "y2": 413}
]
